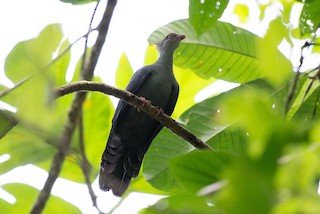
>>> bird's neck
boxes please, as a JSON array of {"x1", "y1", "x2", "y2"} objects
[{"x1": 155, "y1": 50, "x2": 174, "y2": 71}]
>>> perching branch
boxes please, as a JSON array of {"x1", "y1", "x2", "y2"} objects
[
  {"x1": 54, "y1": 80, "x2": 212, "y2": 150},
  {"x1": 30, "y1": 1, "x2": 118, "y2": 213}
]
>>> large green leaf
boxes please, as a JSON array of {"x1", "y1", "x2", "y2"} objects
[
  {"x1": 149, "y1": 19, "x2": 292, "y2": 84},
  {"x1": 299, "y1": 0, "x2": 320, "y2": 35},
  {"x1": 140, "y1": 194, "x2": 214, "y2": 214},
  {"x1": 48, "y1": 39, "x2": 71, "y2": 87},
  {"x1": 4, "y1": 24, "x2": 63, "y2": 83},
  {"x1": 206, "y1": 125, "x2": 248, "y2": 155},
  {"x1": 142, "y1": 81, "x2": 255, "y2": 192},
  {"x1": 149, "y1": 19, "x2": 264, "y2": 83},
  {"x1": 0, "y1": 183, "x2": 81, "y2": 214},
  {"x1": 143, "y1": 79, "x2": 279, "y2": 192},
  {"x1": 0, "y1": 125, "x2": 56, "y2": 175},
  {"x1": 189, "y1": 0, "x2": 229, "y2": 35},
  {"x1": 59, "y1": 0, "x2": 97, "y2": 5},
  {"x1": 143, "y1": 128, "x2": 193, "y2": 192},
  {"x1": 169, "y1": 150, "x2": 233, "y2": 194}
]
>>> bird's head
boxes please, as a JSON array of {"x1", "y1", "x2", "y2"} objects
[{"x1": 157, "y1": 33, "x2": 185, "y2": 53}]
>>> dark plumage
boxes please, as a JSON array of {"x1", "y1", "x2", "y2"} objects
[{"x1": 99, "y1": 33, "x2": 185, "y2": 196}]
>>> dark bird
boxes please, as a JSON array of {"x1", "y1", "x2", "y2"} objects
[{"x1": 99, "y1": 33, "x2": 185, "y2": 196}]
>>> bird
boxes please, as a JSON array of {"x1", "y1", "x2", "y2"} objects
[{"x1": 99, "y1": 33, "x2": 185, "y2": 196}]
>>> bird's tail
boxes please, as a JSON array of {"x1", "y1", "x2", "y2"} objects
[{"x1": 99, "y1": 135, "x2": 143, "y2": 196}]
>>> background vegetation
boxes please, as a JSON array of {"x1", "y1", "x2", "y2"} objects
[{"x1": 1, "y1": 0, "x2": 320, "y2": 213}]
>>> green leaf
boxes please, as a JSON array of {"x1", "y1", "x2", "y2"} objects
[
  {"x1": 170, "y1": 150, "x2": 233, "y2": 193},
  {"x1": 140, "y1": 194, "x2": 214, "y2": 214},
  {"x1": 299, "y1": 0, "x2": 320, "y2": 35},
  {"x1": 0, "y1": 110, "x2": 18, "y2": 139},
  {"x1": 0, "y1": 183, "x2": 81, "y2": 214},
  {"x1": 115, "y1": 53, "x2": 134, "y2": 89},
  {"x1": 215, "y1": 159, "x2": 273, "y2": 214},
  {"x1": 149, "y1": 19, "x2": 264, "y2": 83},
  {"x1": 206, "y1": 125, "x2": 248, "y2": 155},
  {"x1": 143, "y1": 80, "x2": 270, "y2": 192},
  {"x1": 257, "y1": 17, "x2": 293, "y2": 85},
  {"x1": 143, "y1": 129, "x2": 193, "y2": 192},
  {"x1": 59, "y1": 0, "x2": 97, "y2": 5},
  {"x1": 83, "y1": 81, "x2": 114, "y2": 174},
  {"x1": 48, "y1": 39, "x2": 71, "y2": 87},
  {"x1": 189, "y1": 0, "x2": 229, "y2": 35},
  {"x1": 0, "y1": 125, "x2": 56, "y2": 175},
  {"x1": 4, "y1": 24, "x2": 63, "y2": 83},
  {"x1": 292, "y1": 86, "x2": 320, "y2": 122}
]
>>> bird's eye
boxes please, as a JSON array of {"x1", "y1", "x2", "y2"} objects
[{"x1": 167, "y1": 33, "x2": 175, "y2": 39}]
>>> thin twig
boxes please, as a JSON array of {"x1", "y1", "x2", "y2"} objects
[
  {"x1": 54, "y1": 81, "x2": 212, "y2": 150},
  {"x1": 78, "y1": 110, "x2": 106, "y2": 214},
  {"x1": 30, "y1": 1, "x2": 118, "y2": 213}
]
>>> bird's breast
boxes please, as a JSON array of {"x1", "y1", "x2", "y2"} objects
[{"x1": 136, "y1": 71, "x2": 176, "y2": 109}]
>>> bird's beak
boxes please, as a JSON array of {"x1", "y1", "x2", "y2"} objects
[{"x1": 178, "y1": 35, "x2": 186, "y2": 41}]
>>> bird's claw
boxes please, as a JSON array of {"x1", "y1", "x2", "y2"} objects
[
  {"x1": 137, "y1": 97, "x2": 151, "y2": 112},
  {"x1": 156, "y1": 108, "x2": 164, "y2": 116}
]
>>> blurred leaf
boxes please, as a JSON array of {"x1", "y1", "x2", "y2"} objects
[
  {"x1": 82, "y1": 78, "x2": 114, "y2": 175},
  {"x1": 0, "y1": 110, "x2": 18, "y2": 139},
  {"x1": 1, "y1": 74, "x2": 68, "y2": 135},
  {"x1": 273, "y1": 196, "x2": 320, "y2": 214},
  {"x1": 149, "y1": 19, "x2": 266, "y2": 83},
  {"x1": 0, "y1": 183, "x2": 81, "y2": 214},
  {"x1": 292, "y1": 86, "x2": 320, "y2": 122},
  {"x1": 276, "y1": 145, "x2": 320, "y2": 194},
  {"x1": 129, "y1": 173, "x2": 167, "y2": 195},
  {"x1": 215, "y1": 159, "x2": 273, "y2": 214},
  {"x1": 256, "y1": 17, "x2": 293, "y2": 85},
  {"x1": 4, "y1": 24, "x2": 63, "y2": 83},
  {"x1": 48, "y1": 39, "x2": 71, "y2": 87},
  {"x1": 140, "y1": 194, "x2": 214, "y2": 214},
  {"x1": 233, "y1": 4, "x2": 249, "y2": 23},
  {"x1": 143, "y1": 128, "x2": 192, "y2": 192},
  {"x1": 115, "y1": 53, "x2": 134, "y2": 89},
  {"x1": 59, "y1": 0, "x2": 97, "y2": 5},
  {"x1": 312, "y1": 37, "x2": 320, "y2": 53},
  {"x1": 189, "y1": 0, "x2": 229, "y2": 35},
  {"x1": 0, "y1": 125, "x2": 56, "y2": 175},
  {"x1": 169, "y1": 150, "x2": 233, "y2": 193},
  {"x1": 299, "y1": 0, "x2": 320, "y2": 35},
  {"x1": 143, "y1": 80, "x2": 269, "y2": 192}
]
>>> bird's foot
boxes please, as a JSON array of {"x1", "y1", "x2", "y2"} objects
[
  {"x1": 137, "y1": 97, "x2": 151, "y2": 112},
  {"x1": 156, "y1": 107, "x2": 164, "y2": 116}
]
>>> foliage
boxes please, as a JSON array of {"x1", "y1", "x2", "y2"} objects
[{"x1": 1, "y1": 0, "x2": 320, "y2": 213}]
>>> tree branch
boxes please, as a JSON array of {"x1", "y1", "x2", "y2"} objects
[
  {"x1": 30, "y1": 1, "x2": 118, "y2": 213},
  {"x1": 53, "y1": 80, "x2": 212, "y2": 150}
]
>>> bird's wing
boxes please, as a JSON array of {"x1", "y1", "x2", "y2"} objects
[
  {"x1": 112, "y1": 66, "x2": 154, "y2": 126},
  {"x1": 140, "y1": 82, "x2": 180, "y2": 154}
]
